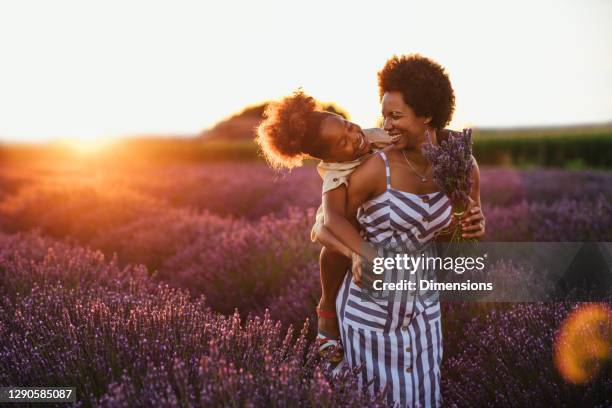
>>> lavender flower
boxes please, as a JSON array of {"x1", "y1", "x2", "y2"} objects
[
  {"x1": 1, "y1": 153, "x2": 612, "y2": 406},
  {"x1": 421, "y1": 128, "x2": 474, "y2": 214},
  {"x1": 421, "y1": 128, "x2": 474, "y2": 242},
  {"x1": 0, "y1": 233, "x2": 387, "y2": 407},
  {"x1": 442, "y1": 302, "x2": 612, "y2": 407}
]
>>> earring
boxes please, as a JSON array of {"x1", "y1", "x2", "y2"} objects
[{"x1": 424, "y1": 127, "x2": 432, "y2": 143}]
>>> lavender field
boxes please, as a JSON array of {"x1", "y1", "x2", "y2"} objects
[{"x1": 1, "y1": 159, "x2": 611, "y2": 407}]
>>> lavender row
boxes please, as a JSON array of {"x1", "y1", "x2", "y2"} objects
[
  {"x1": 0, "y1": 170, "x2": 321, "y2": 314},
  {"x1": 2, "y1": 232, "x2": 609, "y2": 406},
  {"x1": 2, "y1": 162, "x2": 611, "y2": 221},
  {"x1": 1, "y1": 177, "x2": 610, "y2": 317},
  {"x1": 0, "y1": 232, "x2": 386, "y2": 407}
]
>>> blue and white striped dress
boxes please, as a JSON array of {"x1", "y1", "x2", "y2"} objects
[{"x1": 335, "y1": 151, "x2": 452, "y2": 408}]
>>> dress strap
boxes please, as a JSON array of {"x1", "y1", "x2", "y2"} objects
[{"x1": 378, "y1": 151, "x2": 391, "y2": 190}]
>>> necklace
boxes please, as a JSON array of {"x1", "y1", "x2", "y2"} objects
[{"x1": 402, "y1": 149, "x2": 430, "y2": 182}]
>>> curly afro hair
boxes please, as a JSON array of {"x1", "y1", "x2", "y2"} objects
[
  {"x1": 378, "y1": 54, "x2": 455, "y2": 130},
  {"x1": 255, "y1": 90, "x2": 329, "y2": 170}
]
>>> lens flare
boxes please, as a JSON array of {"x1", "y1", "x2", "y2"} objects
[{"x1": 554, "y1": 303, "x2": 612, "y2": 384}]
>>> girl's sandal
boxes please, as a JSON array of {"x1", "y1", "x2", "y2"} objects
[{"x1": 316, "y1": 306, "x2": 344, "y2": 365}]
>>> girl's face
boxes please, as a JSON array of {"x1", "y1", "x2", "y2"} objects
[
  {"x1": 318, "y1": 114, "x2": 371, "y2": 162},
  {"x1": 381, "y1": 91, "x2": 432, "y2": 150}
]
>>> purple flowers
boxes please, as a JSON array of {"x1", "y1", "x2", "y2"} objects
[
  {"x1": 442, "y1": 302, "x2": 612, "y2": 407},
  {"x1": 421, "y1": 128, "x2": 474, "y2": 215},
  {"x1": 1, "y1": 157, "x2": 611, "y2": 405},
  {"x1": 0, "y1": 232, "x2": 386, "y2": 407}
]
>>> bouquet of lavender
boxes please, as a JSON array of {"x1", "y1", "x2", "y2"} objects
[{"x1": 421, "y1": 128, "x2": 474, "y2": 241}]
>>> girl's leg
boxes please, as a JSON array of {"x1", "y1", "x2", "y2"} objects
[{"x1": 318, "y1": 245, "x2": 350, "y2": 338}]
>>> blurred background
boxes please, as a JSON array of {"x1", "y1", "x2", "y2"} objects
[{"x1": 0, "y1": 0, "x2": 610, "y2": 169}]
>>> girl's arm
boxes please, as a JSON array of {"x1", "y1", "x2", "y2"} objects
[{"x1": 313, "y1": 223, "x2": 354, "y2": 259}]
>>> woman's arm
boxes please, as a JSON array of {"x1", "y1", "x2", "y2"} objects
[
  {"x1": 345, "y1": 152, "x2": 387, "y2": 231},
  {"x1": 324, "y1": 153, "x2": 386, "y2": 262},
  {"x1": 322, "y1": 186, "x2": 377, "y2": 261},
  {"x1": 322, "y1": 154, "x2": 387, "y2": 288},
  {"x1": 460, "y1": 155, "x2": 486, "y2": 239}
]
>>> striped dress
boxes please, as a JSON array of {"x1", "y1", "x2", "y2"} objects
[{"x1": 335, "y1": 151, "x2": 452, "y2": 408}]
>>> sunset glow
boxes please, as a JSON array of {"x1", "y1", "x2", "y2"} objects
[
  {"x1": 56, "y1": 137, "x2": 118, "y2": 155},
  {"x1": 0, "y1": 0, "x2": 610, "y2": 143}
]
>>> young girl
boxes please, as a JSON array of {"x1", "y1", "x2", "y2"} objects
[{"x1": 255, "y1": 90, "x2": 397, "y2": 361}]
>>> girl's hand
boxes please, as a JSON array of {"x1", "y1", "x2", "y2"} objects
[
  {"x1": 362, "y1": 128, "x2": 401, "y2": 147},
  {"x1": 460, "y1": 197, "x2": 486, "y2": 239}
]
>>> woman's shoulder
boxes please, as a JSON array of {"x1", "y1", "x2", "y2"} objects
[
  {"x1": 349, "y1": 150, "x2": 387, "y2": 183},
  {"x1": 346, "y1": 151, "x2": 388, "y2": 198}
]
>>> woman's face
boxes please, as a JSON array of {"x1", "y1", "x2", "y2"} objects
[
  {"x1": 381, "y1": 91, "x2": 431, "y2": 150},
  {"x1": 318, "y1": 114, "x2": 371, "y2": 162}
]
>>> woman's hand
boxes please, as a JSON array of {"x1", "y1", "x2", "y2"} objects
[
  {"x1": 351, "y1": 252, "x2": 364, "y2": 287},
  {"x1": 350, "y1": 246, "x2": 378, "y2": 287},
  {"x1": 459, "y1": 197, "x2": 486, "y2": 239}
]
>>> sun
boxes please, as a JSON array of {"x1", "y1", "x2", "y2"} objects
[{"x1": 56, "y1": 136, "x2": 117, "y2": 155}]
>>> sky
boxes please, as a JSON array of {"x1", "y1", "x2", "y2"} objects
[{"x1": 0, "y1": 0, "x2": 610, "y2": 143}]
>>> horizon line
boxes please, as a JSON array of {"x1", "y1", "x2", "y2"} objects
[{"x1": 2, "y1": 120, "x2": 612, "y2": 146}]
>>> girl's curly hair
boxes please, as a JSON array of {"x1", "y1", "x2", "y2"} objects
[
  {"x1": 255, "y1": 90, "x2": 329, "y2": 170},
  {"x1": 378, "y1": 54, "x2": 455, "y2": 130}
]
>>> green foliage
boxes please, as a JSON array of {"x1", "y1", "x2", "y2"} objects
[{"x1": 473, "y1": 127, "x2": 612, "y2": 168}]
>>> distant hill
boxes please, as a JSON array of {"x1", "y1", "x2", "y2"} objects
[{"x1": 201, "y1": 102, "x2": 350, "y2": 140}]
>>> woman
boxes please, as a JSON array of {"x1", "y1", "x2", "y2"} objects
[{"x1": 324, "y1": 54, "x2": 485, "y2": 407}]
